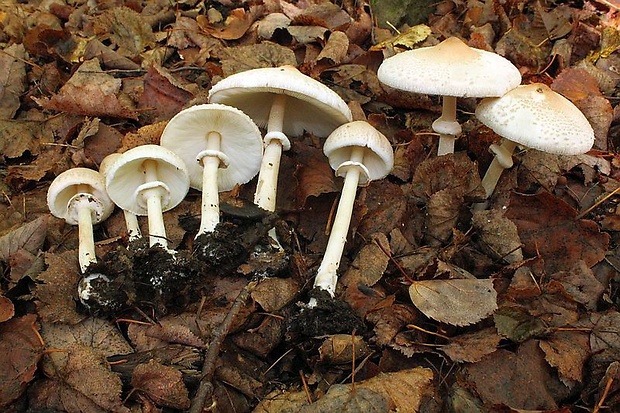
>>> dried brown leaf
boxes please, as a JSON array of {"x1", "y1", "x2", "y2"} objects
[
  {"x1": 550, "y1": 260, "x2": 604, "y2": 310},
  {"x1": 472, "y1": 209, "x2": 523, "y2": 263},
  {"x1": 0, "y1": 119, "x2": 54, "y2": 159},
  {"x1": 316, "y1": 30, "x2": 349, "y2": 65},
  {"x1": 0, "y1": 296, "x2": 15, "y2": 323},
  {"x1": 441, "y1": 327, "x2": 502, "y2": 363},
  {"x1": 539, "y1": 330, "x2": 590, "y2": 383},
  {"x1": 577, "y1": 311, "x2": 620, "y2": 353},
  {"x1": 409, "y1": 279, "x2": 497, "y2": 326},
  {"x1": 251, "y1": 277, "x2": 300, "y2": 312},
  {"x1": 505, "y1": 191, "x2": 610, "y2": 274},
  {"x1": 138, "y1": 64, "x2": 195, "y2": 122},
  {"x1": 294, "y1": 142, "x2": 338, "y2": 208},
  {"x1": 318, "y1": 334, "x2": 371, "y2": 364},
  {"x1": 131, "y1": 359, "x2": 190, "y2": 410},
  {"x1": 33, "y1": 58, "x2": 137, "y2": 119},
  {"x1": 0, "y1": 43, "x2": 26, "y2": 120},
  {"x1": 219, "y1": 42, "x2": 297, "y2": 77},
  {"x1": 0, "y1": 215, "x2": 48, "y2": 261},
  {"x1": 127, "y1": 316, "x2": 207, "y2": 352},
  {"x1": 366, "y1": 302, "x2": 416, "y2": 346},
  {"x1": 198, "y1": 7, "x2": 261, "y2": 40},
  {"x1": 302, "y1": 384, "x2": 388, "y2": 412},
  {"x1": 92, "y1": 7, "x2": 154, "y2": 58},
  {"x1": 34, "y1": 251, "x2": 84, "y2": 324},
  {"x1": 340, "y1": 233, "x2": 389, "y2": 288},
  {"x1": 0, "y1": 314, "x2": 44, "y2": 407}
]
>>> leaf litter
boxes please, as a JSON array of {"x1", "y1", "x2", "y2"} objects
[{"x1": 0, "y1": 0, "x2": 620, "y2": 411}]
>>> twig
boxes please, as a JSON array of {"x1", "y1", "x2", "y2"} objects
[{"x1": 189, "y1": 281, "x2": 257, "y2": 413}]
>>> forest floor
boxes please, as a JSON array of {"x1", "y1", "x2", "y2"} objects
[{"x1": 1, "y1": 0, "x2": 620, "y2": 412}]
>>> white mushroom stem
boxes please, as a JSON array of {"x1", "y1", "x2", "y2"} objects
[
  {"x1": 197, "y1": 131, "x2": 226, "y2": 236},
  {"x1": 141, "y1": 159, "x2": 169, "y2": 249},
  {"x1": 433, "y1": 96, "x2": 462, "y2": 156},
  {"x1": 473, "y1": 139, "x2": 518, "y2": 211},
  {"x1": 124, "y1": 212, "x2": 141, "y2": 242},
  {"x1": 313, "y1": 146, "x2": 366, "y2": 297},
  {"x1": 254, "y1": 94, "x2": 290, "y2": 212},
  {"x1": 74, "y1": 184, "x2": 97, "y2": 273}
]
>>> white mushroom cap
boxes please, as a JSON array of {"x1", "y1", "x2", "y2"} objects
[
  {"x1": 99, "y1": 153, "x2": 121, "y2": 176},
  {"x1": 105, "y1": 145, "x2": 190, "y2": 215},
  {"x1": 323, "y1": 121, "x2": 394, "y2": 185},
  {"x1": 208, "y1": 65, "x2": 352, "y2": 137},
  {"x1": 47, "y1": 168, "x2": 114, "y2": 225},
  {"x1": 377, "y1": 37, "x2": 522, "y2": 98},
  {"x1": 160, "y1": 103, "x2": 263, "y2": 191},
  {"x1": 475, "y1": 83, "x2": 595, "y2": 155}
]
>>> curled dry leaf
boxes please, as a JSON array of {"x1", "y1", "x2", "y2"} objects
[
  {"x1": 408, "y1": 278, "x2": 497, "y2": 326},
  {"x1": 0, "y1": 314, "x2": 44, "y2": 407},
  {"x1": 131, "y1": 359, "x2": 190, "y2": 410}
]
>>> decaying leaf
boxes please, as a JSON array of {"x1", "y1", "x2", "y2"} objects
[
  {"x1": 0, "y1": 314, "x2": 44, "y2": 407},
  {"x1": 251, "y1": 277, "x2": 300, "y2": 312},
  {"x1": 408, "y1": 278, "x2": 497, "y2": 326},
  {"x1": 539, "y1": 330, "x2": 590, "y2": 383},
  {"x1": 33, "y1": 58, "x2": 137, "y2": 119},
  {"x1": 198, "y1": 7, "x2": 262, "y2": 40},
  {"x1": 219, "y1": 42, "x2": 297, "y2": 77},
  {"x1": 0, "y1": 296, "x2": 15, "y2": 323},
  {"x1": 440, "y1": 327, "x2": 502, "y2": 363},
  {"x1": 472, "y1": 209, "x2": 523, "y2": 263},
  {"x1": 92, "y1": 7, "x2": 154, "y2": 58},
  {"x1": 131, "y1": 359, "x2": 190, "y2": 410},
  {"x1": 0, "y1": 43, "x2": 26, "y2": 120},
  {"x1": 340, "y1": 233, "x2": 389, "y2": 288},
  {"x1": 0, "y1": 215, "x2": 48, "y2": 261},
  {"x1": 318, "y1": 334, "x2": 371, "y2": 364}
]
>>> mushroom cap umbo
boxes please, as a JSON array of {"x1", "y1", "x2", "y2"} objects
[
  {"x1": 208, "y1": 65, "x2": 352, "y2": 137},
  {"x1": 160, "y1": 103, "x2": 263, "y2": 191},
  {"x1": 323, "y1": 121, "x2": 394, "y2": 185},
  {"x1": 104, "y1": 145, "x2": 190, "y2": 215},
  {"x1": 377, "y1": 37, "x2": 522, "y2": 98},
  {"x1": 475, "y1": 83, "x2": 595, "y2": 155},
  {"x1": 47, "y1": 168, "x2": 114, "y2": 225}
]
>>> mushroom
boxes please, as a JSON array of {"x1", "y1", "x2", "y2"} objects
[
  {"x1": 160, "y1": 103, "x2": 263, "y2": 236},
  {"x1": 377, "y1": 36, "x2": 521, "y2": 156},
  {"x1": 313, "y1": 121, "x2": 394, "y2": 299},
  {"x1": 99, "y1": 153, "x2": 141, "y2": 242},
  {"x1": 475, "y1": 83, "x2": 595, "y2": 203},
  {"x1": 208, "y1": 65, "x2": 352, "y2": 212},
  {"x1": 47, "y1": 168, "x2": 114, "y2": 273},
  {"x1": 104, "y1": 145, "x2": 190, "y2": 250}
]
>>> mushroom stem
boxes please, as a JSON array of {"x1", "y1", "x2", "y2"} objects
[
  {"x1": 473, "y1": 139, "x2": 518, "y2": 211},
  {"x1": 124, "y1": 212, "x2": 141, "y2": 242},
  {"x1": 433, "y1": 96, "x2": 462, "y2": 156},
  {"x1": 313, "y1": 146, "x2": 365, "y2": 297},
  {"x1": 254, "y1": 94, "x2": 289, "y2": 212},
  {"x1": 74, "y1": 186, "x2": 97, "y2": 273},
  {"x1": 198, "y1": 131, "x2": 223, "y2": 235},
  {"x1": 141, "y1": 160, "x2": 169, "y2": 249}
]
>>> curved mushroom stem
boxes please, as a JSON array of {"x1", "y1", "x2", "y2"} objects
[
  {"x1": 473, "y1": 139, "x2": 518, "y2": 211},
  {"x1": 198, "y1": 131, "x2": 223, "y2": 236},
  {"x1": 254, "y1": 94, "x2": 289, "y2": 212},
  {"x1": 434, "y1": 96, "x2": 462, "y2": 156},
  {"x1": 313, "y1": 146, "x2": 366, "y2": 299},
  {"x1": 124, "y1": 212, "x2": 141, "y2": 242},
  {"x1": 74, "y1": 185, "x2": 97, "y2": 273},
  {"x1": 141, "y1": 159, "x2": 169, "y2": 250}
]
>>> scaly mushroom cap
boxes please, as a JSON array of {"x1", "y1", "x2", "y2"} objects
[
  {"x1": 323, "y1": 121, "x2": 394, "y2": 185},
  {"x1": 160, "y1": 103, "x2": 263, "y2": 191},
  {"x1": 377, "y1": 37, "x2": 521, "y2": 98},
  {"x1": 475, "y1": 83, "x2": 595, "y2": 155},
  {"x1": 105, "y1": 145, "x2": 190, "y2": 215},
  {"x1": 47, "y1": 168, "x2": 114, "y2": 225},
  {"x1": 208, "y1": 65, "x2": 352, "y2": 137}
]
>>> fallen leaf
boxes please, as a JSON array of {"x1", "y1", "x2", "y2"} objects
[
  {"x1": 138, "y1": 64, "x2": 195, "y2": 122},
  {"x1": 472, "y1": 209, "x2": 523, "y2": 263},
  {"x1": 0, "y1": 119, "x2": 54, "y2": 159},
  {"x1": 550, "y1": 260, "x2": 604, "y2": 311},
  {"x1": 539, "y1": 330, "x2": 590, "y2": 383},
  {"x1": 294, "y1": 142, "x2": 338, "y2": 208},
  {"x1": 366, "y1": 302, "x2": 416, "y2": 346},
  {"x1": 0, "y1": 314, "x2": 44, "y2": 407},
  {"x1": 441, "y1": 327, "x2": 502, "y2": 363},
  {"x1": 92, "y1": 7, "x2": 154, "y2": 58},
  {"x1": 318, "y1": 334, "x2": 371, "y2": 364},
  {"x1": 131, "y1": 359, "x2": 190, "y2": 410},
  {"x1": 0, "y1": 296, "x2": 15, "y2": 323},
  {"x1": 219, "y1": 42, "x2": 297, "y2": 77},
  {"x1": 293, "y1": 2, "x2": 352, "y2": 30},
  {"x1": 0, "y1": 43, "x2": 27, "y2": 120},
  {"x1": 577, "y1": 311, "x2": 620, "y2": 353},
  {"x1": 316, "y1": 30, "x2": 349, "y2": 65},
  {"x1": 251, "y1": 277, "x2": 300, "y2": 312},
  {"x1": 340, "y1": 233, "x2": 389, "y2": 288},
  {"x1": 494, "y1": 305, "x2": 548, "y2": 343},
  {"x1": 303, "y1": 384, "x2": 389, "y2": 412},
  {"x1": 408, "y1": 278, "x2": 497, "y2": 326},
  {"x1": 257, "y1": 13, "x2": 292, "y2": 40},
  {"x1": 198, "y1": 7, "x2": 261, "y2": 40},
  {"x1": 463, "y1": 340, "x2": 569, "y2": 410},
  {"x1": 505, "y1": 191, "x2": 610, "y2": 274},
  {"x1": 33, "y1": 58, "x2": 137, "y2": 119},
  {"x1": 34, "y1": 251, "x2": 84, "y2": 324},
  {"x1": 0, "y1": 215, "x2": 48, "y2": 261}
]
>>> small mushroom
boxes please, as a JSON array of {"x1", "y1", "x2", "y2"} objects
[
  {"x1": 47, "y1": 168, "x2": 114, "y2": 273},
  {"x1": 104, "y1": 145, "x2": 190, "y2": 250},
  {"x1": 99, "y1": 153, "x2": 141, "y2": 242},
  {"x1": 377, "y1": 37, "x2": 521, "y2": 156},
  {"x1": 160, "y1": 103, "x2": 263, "y2": 236},
  {"x1": 208, "y1": 65, "x2": 352, "y2": 212},
  {"x1": 475, "y1": 83, "x2": 595, "y2": 204},
  {"x1": 313, "y1": 121, "x2": 394, "y2": 299}
]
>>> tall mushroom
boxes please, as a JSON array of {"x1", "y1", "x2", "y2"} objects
[
  {"x1": 313, "y1": 121, "x2": 394, "y2": 299},
  {"x1": 208, "y1": 65, "x2": 352, "y2": 212},
  {"x1": 47, "y1": 168, "x2": 114, "y2": 273},
  {"x1": 475, "y1": 83, "x2": 594, "y2": 204},
  {"x1": 160, "y1": 103, "x2": 263, "y2": 236},
  {"x1": 377, "y1": 37, "x2": 521, "y2": 156},
  {"x1": 99, "y1": 153, "x2": 141, "y2": 242},
  {"x1": 104, "y1": 145, "x2": 190, "y2": 250}
]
